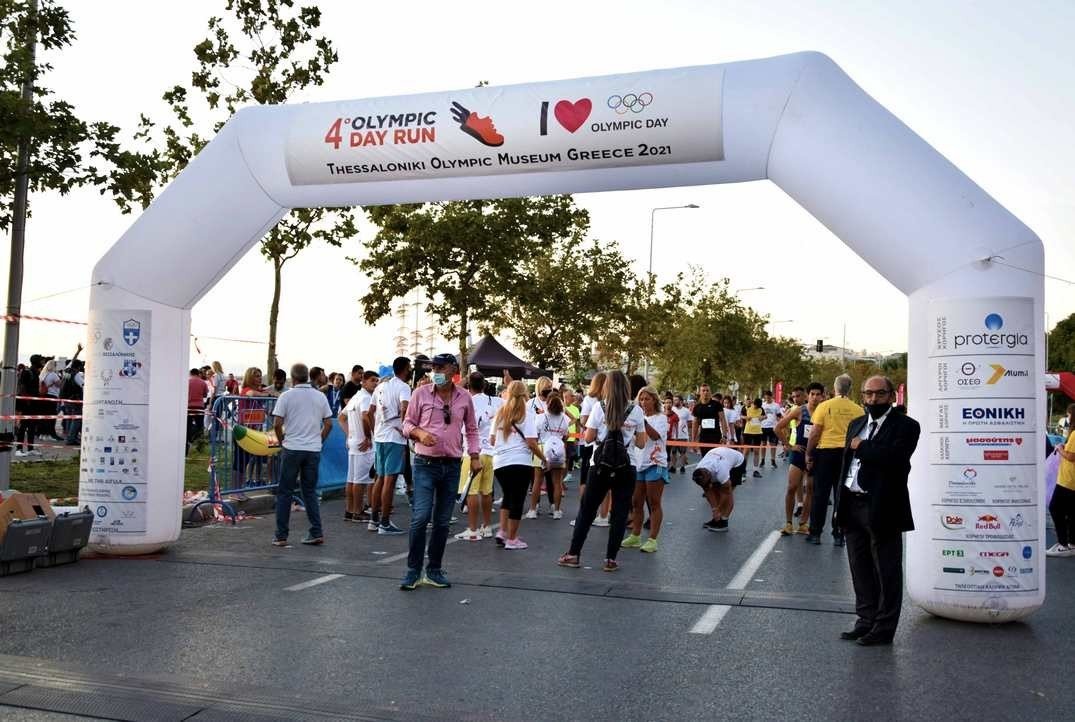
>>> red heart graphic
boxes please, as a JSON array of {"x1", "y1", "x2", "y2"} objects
[
  {"x1": 554, "y1": 99, "x2": 591, "y2": 133},
  {"x1": 1014, "y1": 438, "x2": 1023, "y2": 445}
]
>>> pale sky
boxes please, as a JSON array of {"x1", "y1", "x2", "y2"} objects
[{"x1": 8, "y1": 0, "x2": 1074, "y2": 375}]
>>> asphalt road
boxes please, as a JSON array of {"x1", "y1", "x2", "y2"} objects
[{"x1": 2, "y1": 457, "x2": 1073, "y2": 721}]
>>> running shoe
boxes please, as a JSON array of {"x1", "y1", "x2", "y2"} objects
[
  {"x1": 712, "y1": 519, "x2": 729, "y2": 533},
  {"x1": 478, "y1": 525, "x2": 493, "y2": 538},
  {"x1": 780, "y1": 522, "x2": 794, "y2": 536},
  {"x1": 640, "y1": 538, "x2": 659, "y2": 553},
  {"x1": 423, "y1": 569, "x2": 452, "y2": 588},
  {"x1": 367, "y1": 519, "x2": 379, "y2": 532},
  {"x1": 621, "y1": 534, "x2": 643, "y2": 549},
  {"x1": 300, "y1": 535, "x2": 324, "y2": 545},
  {"x1": 593, "y1": 516, "x2": 610, "y2": 527},
  {"x1": 771, "y1": 459, "x2": 777, "y2": 468},
  {"x1": 504, "y1": 538, "x2": 529, "y2": 550},
  {"x1": 552, "y1": 509, "x2": 563, "y2": 520},
  {"x1": 378, "y1": 521, "x2": 406, "y2": 536},
  {"x1": 524, "y1": 509, "x2": 538, "y2": 520},
  {"x1": 400, "y1": 569, "x2": 421, "y2": 591},
  {"x1": 557, "y1": 553, "x2": 580, "y2": 568},
  {"x1": 271, "y1": 538, "x2": 290, "y2": 547},
  {"x1": 1045, "y1": 543, "x2": 1073, "y2": 557},
  {"x1": 344, "y1": 512, "x2": 355, "y2": 521},
  {"x1": 455, "y1": 528, "x2": 481, "y2": 541},
  {"x1": 602, "y1": 559, "x2": 620, "y2": 572},
  {"x1": 13, "y1": 450, "x2": 25, "y2": 458},
  {"x1": 752, "y1": 470, "x2": 763, "y2": 478},
  {"x1": 495, "y1": 530, "x2": 506, "y2": 547},
  {"x1": 703, "y1": 519, "x2": 720, "y2": 531}
]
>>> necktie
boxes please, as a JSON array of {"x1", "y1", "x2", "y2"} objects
[{"x1": 868, "y1": 421, "x2": 878, "y2": 440}]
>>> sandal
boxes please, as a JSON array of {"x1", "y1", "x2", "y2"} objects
[
  {"x1": 602, "y1": 558, "x2": 619, "y2": 572},
  {"x1": 557, "y1": 553, "x2": 580, "y2": 568}
]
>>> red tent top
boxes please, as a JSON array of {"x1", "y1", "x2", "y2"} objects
[{"x1": 1046, "y1": 371, "x2": 1075, "y2": 400}]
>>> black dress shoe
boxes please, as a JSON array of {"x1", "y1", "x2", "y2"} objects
[
  {"x1": 805, "y1": 535, "x2": 821, "y2": 545},
  {"x1": 840, "y1": 627, "x2": 871, "y2": 641},
  {"x1": 856, "y1": 631, "x2": 894, "y2": 646}
]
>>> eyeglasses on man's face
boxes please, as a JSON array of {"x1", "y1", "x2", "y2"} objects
[{"x1": 861, "y1": 389, "x2": 890, "y2": 399}]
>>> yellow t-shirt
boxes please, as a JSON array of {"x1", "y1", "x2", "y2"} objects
[
  {"x1": 1058, "y1": 433, "x2": 1075, "y2": 491},
  {"x1": 812, "y1": 396, "x2": 864, "y2": 449},
  {"x1": 566, "y1": 404, "x2": 580, "y2": 440},
  {"x1": 744, "y1": 407, "x2": 763, "y2": 435}
]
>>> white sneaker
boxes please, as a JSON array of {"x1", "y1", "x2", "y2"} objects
[
  {"x1": 14, "y1": 450, "x2": 25, "y2": 458},
  {"x1": 478, "y1": 525, "x2": 493, "y2": 538},
  {"x1": 455, "y1": 528, "x2": 481, "y2": 541},
  {"x1": 1046, "y1": 543, "x2": 1072, "y2": 557},
  {"x1": 593, "y1": 516, "x2": 610, "y2": 527},
  {"x1": 524, "y1": 509, "x2": 537, "y2": 520},
  {"x1": 27, "y1": 449, "x2": 42, "y2": 457},
  {"x1": 552, "y1": 509, "x2": 563, "y2": 520}
]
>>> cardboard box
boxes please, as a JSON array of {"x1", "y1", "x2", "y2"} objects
[{"x1": 0, "y1": 492, "x2": 55, "y2": 543}]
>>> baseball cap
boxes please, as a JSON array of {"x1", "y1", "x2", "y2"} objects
[{"x1": 432, "y1": 352, "x2": 458, "y2": 367}]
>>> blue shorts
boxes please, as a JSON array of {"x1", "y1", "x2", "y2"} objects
[
  {"x1": 789, "y1": 451, "x2": 806, "y2": 470},
  {"x1": 374, "y1": 441, "x2": 407, "y2": 476},
  {"x1": 637, "y1": 466, "x2": 670, "y2": 484}
]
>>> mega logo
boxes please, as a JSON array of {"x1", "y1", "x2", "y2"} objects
[
  {"x1": 941, "y1": 514, "x2": 965, "y2": 530},
  {"x1": 954, "y1": 314, "x2": 1030, "y2": 350},
  {"x1": 976, "y1": 514, "x2": 1003, "y2": 531},
  {"x1": 978, "y1": 550, "x2": 1010, "y2": 558}
]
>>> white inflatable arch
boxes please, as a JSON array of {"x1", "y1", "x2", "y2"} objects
[{"x1": 82, "y1": 52, "x2": 1044, "y2": 623}]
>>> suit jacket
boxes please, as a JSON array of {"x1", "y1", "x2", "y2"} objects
[{"x1": 837, "y1": 410, "x2": 921, "y2": 533}]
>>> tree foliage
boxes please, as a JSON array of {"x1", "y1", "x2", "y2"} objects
[
  {"x1": 359, "y1": 196, "x2": 590, "y2": 368},
  {"x1": 131, "y1": 0, "x2": 351, "y2": 372},
  {"x1": 1048, "y1": 312, "x2": 1075, "y2": 372},
  {"x1": 0, "y1": 0, "x2": 158, "y2": 230}
]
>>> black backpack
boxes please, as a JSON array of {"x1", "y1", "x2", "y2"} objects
[
  {"x1": 593, "y1": 402, "x2": 635, "y2": 470},
  {"x1": 60, "y1": 370, "x2": 83, "y2": 401}
]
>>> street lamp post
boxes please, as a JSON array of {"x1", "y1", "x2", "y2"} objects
[{"x1": 643, "y1": 203, "x2": 699, "y2": 380}]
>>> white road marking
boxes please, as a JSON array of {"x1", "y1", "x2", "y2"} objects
[
  {"x1": 688, "y1": 530, "x2": 782, "y2": 634},
  {"x1": 689, "y1": 605, "x2": 732, "y2": 634},
  {"x1": 284, "y1": 573, "x2": 344, "y2": 592},
  {"x1": 726, "y1": 530, "x2": 781, "y2": 590}
]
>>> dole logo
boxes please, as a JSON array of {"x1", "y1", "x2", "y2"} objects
[{"x1": 941, "y1": 514, "x2": 965, "y2": 530}]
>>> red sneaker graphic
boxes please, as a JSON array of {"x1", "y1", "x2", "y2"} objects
[{"x1": 450, "y1": 101, "x2": 504, "y2": 147}]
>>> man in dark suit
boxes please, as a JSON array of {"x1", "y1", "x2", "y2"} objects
[{"x1": 837, "y1": 375, "x2": 920, "y2": 646}]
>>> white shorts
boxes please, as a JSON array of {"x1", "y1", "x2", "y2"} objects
[{"x1": 347, "y1": 451, "x2": 375, "y2": 484}]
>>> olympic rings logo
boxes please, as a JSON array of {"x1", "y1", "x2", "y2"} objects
[{"x1": 607, "y1": 92, "x2": 653, "y2": 115}]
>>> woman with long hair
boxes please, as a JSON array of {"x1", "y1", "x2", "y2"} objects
[
  {"x1": 529, "y1": 390, "x2": 569, "y2": 518},
  {"x1": 572, "y1": 372, "x2": 607, "y2": 527},
  {"x1": 622, "y1": 386, "x2": 669, "y2": 553},
  {"x1": 491, "y1": 381, "x2": 545, "y2": 550},
  {"x1": 558, "y1": 370, "x2": 646, "y2": 571}
]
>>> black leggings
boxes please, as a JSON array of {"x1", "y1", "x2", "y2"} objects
[
  {"x1": 579, "y1": 445, "x2": 594, "y2": 486},
  {"x1": 495, "y1": 464, "x2": 532, "y2": 520},
  {"x1": 569, "y1": 464, "x2": 636, "y2": 561},
  {"x1": 1050, "y1": 484, "x2": 1075, "y2": 547}
]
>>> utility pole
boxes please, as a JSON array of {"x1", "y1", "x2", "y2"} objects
[{"x1": 1, "y1": 0, "x2": 38, "y2": 492}]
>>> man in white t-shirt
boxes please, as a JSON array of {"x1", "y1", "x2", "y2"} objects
[
  {"x1": 760, "y1": 390, "x2": 783, "y2": 469},
  {"x1": 671, "y1": 395, "x2": 692, "y2": 474},
  {"x1": 456, "y1": 372, "x2": 502, "y2": 541},
  {"x1": 271, "y1": 363, "x2": 334, "y2": 547},
  {"x1": 692, "y1": 446, "x2": 746, "y2": 533},
  {"x1": 339, "y1": 370, "x2": 379, "y2": 523},
  {"x1": 370, "y1": 357, "x2": 413, "y2": 535}
]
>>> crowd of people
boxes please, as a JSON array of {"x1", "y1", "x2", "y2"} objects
[{"x1": 12, "y1": 344, "x2": 85, "y2": 455}]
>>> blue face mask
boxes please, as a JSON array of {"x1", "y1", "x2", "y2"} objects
[{"x1": 431, "y1": 372, "x2": 448, "y2": 386}]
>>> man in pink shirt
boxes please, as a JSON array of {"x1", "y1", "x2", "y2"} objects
[
  {"x1": 399, "y1": 352, "x2": 480, "y2": 590},
  {"x1": 187, "y1": 368, "x2": 210, "y2": 453}
]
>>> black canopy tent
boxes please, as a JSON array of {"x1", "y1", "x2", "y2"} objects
[{"x1": 467, "y1": 334, "x2": 550, "y2": 380}]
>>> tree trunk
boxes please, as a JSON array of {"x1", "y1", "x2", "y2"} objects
[
  {"x1": 458, "y1": 307, "x2": 469, "y2": 372},
  {"x1": 267, "y1": 257, "x2": 283, "y2": 375}
]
